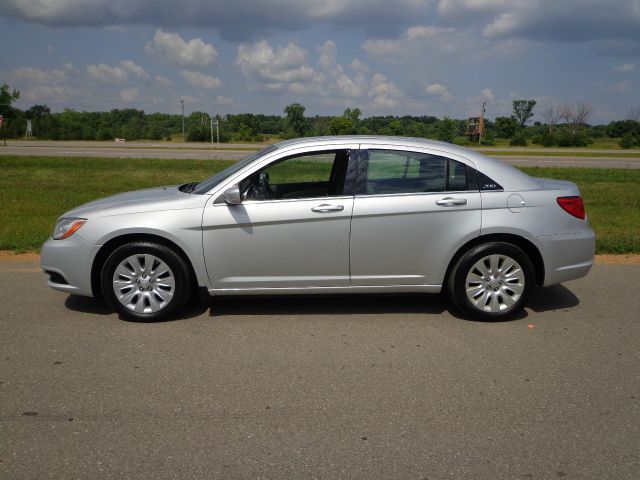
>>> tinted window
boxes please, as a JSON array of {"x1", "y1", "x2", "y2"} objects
[{"x1": 363, "y1": 150, "x2": 472, "y2": 195}]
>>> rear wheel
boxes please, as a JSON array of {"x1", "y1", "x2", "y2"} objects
[
  {"x1": 101, "y1": 242, "x2": 192, "y2": 321},
  {"x1": 447, "y1": 242, "x2": 534, "y2": 320}
]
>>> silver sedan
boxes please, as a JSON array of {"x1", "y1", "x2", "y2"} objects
[{"x1": 41, "y1": 136, "x2": 595, "y2": 321}]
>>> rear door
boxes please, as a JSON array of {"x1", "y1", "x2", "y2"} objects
[{"x1": 350, "y1": 146, "x2": 482, "y2": 286}]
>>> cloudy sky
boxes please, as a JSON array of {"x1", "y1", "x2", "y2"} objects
[{"x1": 1, "y1": 0, "x2": 639, "y2": 122}]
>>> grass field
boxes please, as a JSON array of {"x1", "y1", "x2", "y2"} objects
[
  {"x1": 480, "y1": 150, "x2": 639, "y2": 158},
  {"x1": 458, "y1": 137, "x2": 630, "y2": 150},
  {"x1": 0, "y1": 156, "x2": 638, "y2": 254}
]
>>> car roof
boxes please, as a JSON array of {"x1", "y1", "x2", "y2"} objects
[{"x1": 273, "y1": 135, "x2": 540, "y2": 191}]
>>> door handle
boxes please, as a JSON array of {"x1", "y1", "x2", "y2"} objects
[
  {"x1": 311, "y1": 204, "x2": 344, "y2": 213},
  {"x1": 436, "y1": 197, "x2": 467, "y2": 206}
]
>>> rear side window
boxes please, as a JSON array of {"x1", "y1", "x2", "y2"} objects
[{"x1": 362, "y1": 149, "x2": 475, "y2": 195}]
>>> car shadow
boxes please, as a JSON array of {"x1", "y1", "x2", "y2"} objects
[
  {"x1": 63, "y1": 284, "x2": 580, "y2": 322},
  {"x1": 65, "y1": 295, "x2": 113, "y2": 315},
  {"x1": 526, "y1": 284, "x2": 580, "y2": 313},
  {"x1": 207, "y1": 293, "x2": 449, "y2": 317},
  {"x1": 64, "y1": 294, "x2": 210, "y2": 322}
]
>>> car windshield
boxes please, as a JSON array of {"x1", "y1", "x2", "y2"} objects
[{"x1": 191, "y1": 145, "x2": 278, "y2": 194}]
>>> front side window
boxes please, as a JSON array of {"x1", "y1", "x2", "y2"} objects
[
  {"x1": 364, "y1": 149, "x2": 474, "y2": 195},
  {"x1": 241, "y1": 150, "x2": 350, "y2": 201}
]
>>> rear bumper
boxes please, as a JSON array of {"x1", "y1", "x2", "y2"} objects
[
  {"x1": 537, "y1": 228, "x2": 596, "y2": 287},
  {"x1": 41, "y1": 234, "x2": 100, "y2": 297}
]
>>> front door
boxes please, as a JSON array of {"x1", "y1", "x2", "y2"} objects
[{"x1": 202, "y1": 148, "x2": 356, "y2": 290}]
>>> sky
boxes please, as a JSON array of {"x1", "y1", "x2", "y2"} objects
[{"x1": 0, "y1": 0, "x2": 639, "y2": 123}]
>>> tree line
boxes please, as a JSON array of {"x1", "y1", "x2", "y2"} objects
[{"x1": 1, "y1": 84, "x2": 639, "y2": 148}]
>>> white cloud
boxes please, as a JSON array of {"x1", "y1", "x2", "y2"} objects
[
  {"x1": 119, "y1": 87, "x2": 139, "y2": 102},
  {"x1": 437, "y1": 0, "x2": 640, "y2": 43},
  {"x1": 180, "y1": 70, "x2": 222, "y2": 89},
  {"x1": 215, "y1": 95, "x2": 234, "y2": 106},
  {"x1": 154, "y1": 75, "x2": 173, "y2": 87},
  {"x1": 481, "y1": 88, "x2": 495, "y2": 101},
  {"x1": 615, "y1": 63, "x2": 635, "y2": 72},
  {"x1": 370, "y1": 73, "x2": 404, "y2": 109},
  {"x1": 0, "y1": 0, "x2": 432, "y2": 41},
  {"x1": 349, "y1": 59, "x2": 371, "y2": 74},
  {"x1": 120, "y1": 60, "x2": 148, "y2": 79},
  {"x1": 8, "y1": 66, "x2": 73, "y2": 104},
  {"x1": 145, "y1": 30, "x2": 217, "y2": 67},
  {"x1": 318, "y1": 41, "x2": 367, "y2": 98},
  {"x1": 425, "y1": 83, "x2": 454, "y2": 101},
  {"x1": 9, "y1": 67, "x2": 68, "y2": 84},
  {"x1": 23, "y1": 85, "x2": 69, "y2": 103},
  {"x1": 236, "y1": 40, "x2": 315, "y2": 88},
  {"x1": 610, "y1": 80, "x2": 632, "y2": 93},
  {"x1": 363, "y1": 25, "x2": 457, "y2": 59},
  {"x1": 483, "y1": 12, "x2": 519, "y2": 37},
  {"x1": 86, "y1": 63, "x2": 128, "y2": 82},
  {"x1": 86, "y1": 61, "x2": 147, "y2": 82}
]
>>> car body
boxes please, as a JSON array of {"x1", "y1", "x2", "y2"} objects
[{"x1": 41, "y1": 136, "x2": 595, "y2": 320}]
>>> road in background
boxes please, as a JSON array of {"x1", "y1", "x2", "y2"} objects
[
  {"x1": 2, "y1": 140, "x2": 639, "y2": 168},
  {"x1": 1, "y1": 260, "x2": 639, "y2": 479}
]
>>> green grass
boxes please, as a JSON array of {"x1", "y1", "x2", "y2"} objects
[
  {"x1": 480, "y1": 150, "x2": 639, "y2": 158},
  {"x1": 0, "y1": 156, "x2": 234, "y2": 252},
  {"x1": 521, "y1": 167, "x2": 640, "y2": 253},
  {"x1": 0, "y1": 156, "x2": 638, "y2": 254}
]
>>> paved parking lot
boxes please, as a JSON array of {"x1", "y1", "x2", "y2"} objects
[{"x1": 1, "y1": 259, "x2": 639, "y2": 479}]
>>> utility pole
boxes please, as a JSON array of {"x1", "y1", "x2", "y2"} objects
[
  {"x1": 479, "y1": 101, "x2": 486, "y2": 145},
  {"x1": 180, "y1": 98, "x2": 185, "y2": 141},
  {"x1": 211, "y1": 115, "x2": 219, "y2": 149}
]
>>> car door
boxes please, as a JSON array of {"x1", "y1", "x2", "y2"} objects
[
  {"x1": 350, "y1": 146, "x2": 482, "y2": 287},
  {"x1": 202, "y1": 145, "x2": 357, "y2": 291}
]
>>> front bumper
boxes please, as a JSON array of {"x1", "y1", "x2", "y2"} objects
[
  {"x1": 41, "y1": 234, "x2": 100, "y2": 297},
  {"x1": 537, "y1": 227, "x2": 596, "y2": 287}
]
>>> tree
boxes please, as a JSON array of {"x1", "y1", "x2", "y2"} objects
[
  {"x1": 343, "y1": 107, "x2": 361, "y2": 124},
  {"x1": 493, "y1": 116, "x2": 519, "y2": 138},
  {"x1": 329, "y1": 116, "x2": 356, "y2": 135},
  {"x1": 541, "y1": 106, "x2": 561, "y2": 133},
  {"x1": 629, "y1": 106, "x2": 640, "y2": 122},
  {"x1": 559, "y1": 103, "x2": 592, "y2": 135},
  {"x1": 512, "y1": 99, "x2": 536, "y2": 127},
  {"x1": 435, "y1": 117, "x2": 460, "y2": 143},
  {"x1": 329, "y1": 108, "x2": 363, "y2": 135},
  {"x1": 283, "y1": 103, "x2": 306, "y2": 137},
  {"x1": 0, "y1": 84, "x2": 21, "y2": 141},
  {"x1": 0, "y1": 83, "x2": 20, "y2": 109}
]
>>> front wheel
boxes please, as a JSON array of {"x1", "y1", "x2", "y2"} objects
[
  {"x1": 447, "y1": 242, "x2": 534, "y2": 321},
  {"x1": 101, "y1": 242, "x2": 192, "y2": 321}
]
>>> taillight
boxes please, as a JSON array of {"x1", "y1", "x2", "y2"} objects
[{"x1": 557, "y1": 196, "x2": 586, "y2": 220}]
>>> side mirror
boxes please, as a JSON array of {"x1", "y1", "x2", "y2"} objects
[{"x1": 222, "y1": 185, "x2": 242, "y2": 205}]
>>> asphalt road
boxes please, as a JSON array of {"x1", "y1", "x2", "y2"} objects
[
  {"x1": 1, "y1": 260, "x2": 639, "y2": 479},
  {"x1": 2, "y1": 140, "x2": 639, "y2": 168}
]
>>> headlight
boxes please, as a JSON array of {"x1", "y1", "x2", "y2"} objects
[{"x1": 53, "y1": 218, "x2": 87, "y2": 240}]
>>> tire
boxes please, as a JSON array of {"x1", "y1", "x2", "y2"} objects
[
  {"x1": 101, "y1": 242, "x2": 192, "y2": 322},
  {"x1": 447, "y1": 242, "x2": 534, "y2": 321}
]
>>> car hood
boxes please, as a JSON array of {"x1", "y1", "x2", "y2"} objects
[{"x1": 62, "y1": 185, "x2": 206, "y2": 218}]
